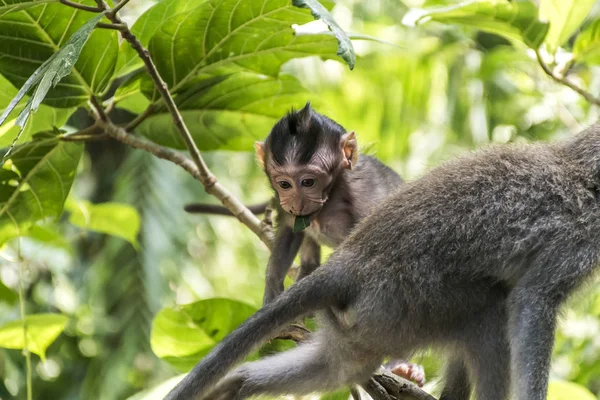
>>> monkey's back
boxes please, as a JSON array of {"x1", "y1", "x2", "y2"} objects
[{"x1": 343, "y1": 139, "x2": 600, "y2": 284}]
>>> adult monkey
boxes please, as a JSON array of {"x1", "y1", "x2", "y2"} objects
[
  {"x1": 168, "y1": 123, "x2": 600, "y2": 400},
  {"x1": 185, "y1": 102, "x2": 424, "y2": 385}
]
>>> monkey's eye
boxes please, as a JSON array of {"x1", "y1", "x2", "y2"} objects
[
  {"x1": 301, "y1": 178, "x2": 316, "y2": 188},
  {"x1": 278, "y1": 181, "x2": 292, "y2": 190}
]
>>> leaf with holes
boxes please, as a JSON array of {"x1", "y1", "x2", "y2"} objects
[
  {"x1": 0, "y1": 0, "x2": 57, "y2": 18},
  {"x1": 0, "y1": 313, "x2": 68, "y2": 361},
  {"x1": 66, "y1": 200, "x2": 141, "y2": 248},
  {"x1": 0, "y1": 1, "x2": 117, "y2": 109},
  {"x1": 539, "y1": 0, "x2": 595, "y2": 54},
  {"x1": 0, "y1": 137, "x2": 82, "y2": 246},
  {"x1": 574, "y1": 19, "x2": 600, "y2": 65},
  {"x1": 151, "y1": 298, "x2": 257, "y2": 371},
  {"x1": 136, "y1": 73, "x2": 313, "y2": 150},
  {"x1": 405, "y1": 0, "x2": 549, "y2": 49},
  {"x1": 147, "y1": 0, "x2": 346, "y2": 93}
]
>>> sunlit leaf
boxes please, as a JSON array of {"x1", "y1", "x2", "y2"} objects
[
  {"x1": 0, "y1": 137, "x2": 82, "y2": 246},
  {"x1": 405, "y1": 0, "x2": 549, "y2": 49},
  {"x1": 151, "y1": 298, "x2": 257, "y2": 371},
  {"x1": 0, "y1": 2, "x2": 117, "y2": 109},
  {"x1": 321, "y1": 390, "x2": 351, "y2": 400},
  {"x1": 136, "y1": 73, "x2": 313, "y2": 150},
  {"x1": 547, "y1": 380, "x2": 596, "y2": 400},
  {"x1": 0, "y1": 313, "x2": 68, "y2": 361},
  {"x1": 148, "y1": 0, "x2": 344, "y2": 93},
  {"x1": 573, "y1": 19, "x2": 600, "y2": 65},
  {"x1": 539, "y1": 0, "x2": 595, "y2": 54},
  {"x1": 67, "y1": 200, "x2": 141, "y2": 248},
  {"x1": 26, "y1": 223, "x2": 72, "y2": 251}
]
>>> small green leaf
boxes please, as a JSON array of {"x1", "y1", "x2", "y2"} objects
[
  {"x1": 0, "y1": 0, "x2": 57, "y2": 18},
  {"x1": 547, "y1": 380, "x2": 596, "y2": 400},
  {"x1": 292, "y1": 0, "x2": 355, "y2": 69},
  {"x1": 67, "y1": 200, "x2": 140, "y2": 248},
  {"x1": 136, "y1": 73, "x2": 313, "y2": 151},
  {"x1": 539, "y1": 0, "x2": 595, "y2": 54},
  {"x1": 0, "y1": 313, "x2": 68, "y2": 361},
  {"x1": 150, "y1": 298, "x2": 257, "y2": 371},
  {"x1": 293, "y1": 215, "x2": 311, "y2": 232},
  {"x1": 25, "y1": 224, "x2": 72, "y2": 251},
  {"x1": 406, "y1": 0, "x2": 549, "y2": 49},
  {"x1": 0, "y1": 137, "x2": 83, "y2": 246},
  {"x1": 321, "y1": 389, "x2": 351, "y2": 400},
  {"x1": 573, "y1": 19, "x2": 600, "y2": 65}
]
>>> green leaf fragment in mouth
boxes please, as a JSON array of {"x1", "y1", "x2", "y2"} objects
[{"x1": 293, "y1": 215, "x2": 311, "y2": 232}]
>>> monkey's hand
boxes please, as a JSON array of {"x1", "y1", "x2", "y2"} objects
[{"x1": 384, "y1": 359, "x2": 426, "y2": 388}]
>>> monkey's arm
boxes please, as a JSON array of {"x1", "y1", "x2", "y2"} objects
[
  {"x1": 263, "y1": 221, "x2": 304, "y2": 305},
  {"x1": 184, "y1": 201, "x2": 268, "y2": 216}
]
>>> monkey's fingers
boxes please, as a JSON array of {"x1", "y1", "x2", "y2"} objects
[{"x1": 387, "y1": 360, "x2": 426, "y2": 387}]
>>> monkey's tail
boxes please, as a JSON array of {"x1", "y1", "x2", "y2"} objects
[
  {"x1": 164, "y1": 268, "x2": 346, "y2": 400},
  {"x1": 184, "y1": 202, "x2": 268, "y2": 216}
]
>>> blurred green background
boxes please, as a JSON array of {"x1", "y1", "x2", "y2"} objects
[{"x1": 1, "y1": 0, "x2": 599, "y2": 399}]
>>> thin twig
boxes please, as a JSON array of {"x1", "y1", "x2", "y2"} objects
[
  {"x1": 59, "y1": 0, "x2": 103, "y2": 12},
  {"x1": 108, "y1": 0, "x2": 131, "y2": 17},
  {"x1": 96, "y1": 22, "x2": 127, "y2": 31},
  {"x1": 362, "y1": 378, "x2": 393, "y2": 400},
  {"x1": 92, "y1": 0, "x2": 271, "y2": 248},
  {"x1": 16, "y1": 239, "x2": 32, "y2": 400},
  {"x1": 61, "y1": 132, "x2": 109, "y2": 141},
  {"x1": 536, "y1": 51, "x2": 600, "y2": 107}
]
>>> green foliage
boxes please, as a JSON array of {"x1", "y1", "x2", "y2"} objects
[
  {"x1": 320, "y1": 389, "x2": 351, "y2": 400},
  {"x1": 0, "y1": 3, "x2": 117, "y2": 109},
  {"x1": 574, "y1": 19, "x2": 600, "y2": 65},
  {"x1": 0, "y1": 0, "x2": 57, "y2": 18},
  {"x1": 539, "y1": 0, "x2": 595, "y2": 55},
  {"x1": 0, "y1": 313, "x2": 67, "y2": 361},
  {"x1": 67, "y1": 200, "x2": 141, "y2": 248},
  {"x1": 150, "y1": 298, "x2": 257, "y2": 371},
  {"x1": 407, "y1": 0, "x2": 549, "y2": 49},
  {"x1": 548, "y1": 380, "x2": 597, "y2": 400},
  {"x1": 0, "y1": 136, "x2": 82, "y2": 246}
]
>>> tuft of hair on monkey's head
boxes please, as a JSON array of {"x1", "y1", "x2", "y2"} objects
[{"x1": 254, "y1": 102, "x2": 359, "y2": 218}]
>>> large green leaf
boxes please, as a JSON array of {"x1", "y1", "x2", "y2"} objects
[
  {"x1": 573, "y1": 19, "x2": 600, "y2": 65},
  {"x1": 0, "y1": 313, "x2": 68, "y2": 361},
  {"x1": 0, "y1": 67, "x2": 74, "y2": 148},
  {"x1": 405, "y1": 0, "x2": 549, "y2": 49},
  {"x1": 0, "y1": 137, "x2": 82, "y2": 245},
  {"x1": 547, "y1": 380, "x2": 596, "y2": 400},
  {"x1": 147, "y1": 0, "x2": 344, "y2": 93},
  {"x1": 151, "y1": 298, "x2": 257, "y2": 371},
  {"x1": 114, "y1": 0, "x2": 202, "y2": 77},
  {"x1": 0, "y1": 1, "x2": 118, "y2": 108},
  {"x1": 136, "y1": 73, "x2": 313, "y2": 150},
  {"x1": 0, "y1": 0, "x2": 57, "y2": 18},
  {"x1": 539, "y1": 0, "x2": 595, "y2": 54},
  {"x1": 67, "y1": 200, "x2": 141, "y2": 248}
]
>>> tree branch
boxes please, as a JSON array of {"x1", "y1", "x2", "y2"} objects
[
  {"x1": 59, "y1": 0, "x2": 103, "y2": 12},
  {"x1": 88, "y1": 0, "x2": 272, "y2": 249},
  {"x1": 536, "y1": 51, "x2": 600, "y2": 107}
]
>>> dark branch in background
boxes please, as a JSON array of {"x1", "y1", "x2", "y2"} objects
[
  {"x1": 536, "y1": 51, "x2": 600, "y2": 107},
  {"x1": 57, "y1": 1, "x2": 440, "y2": 399}
]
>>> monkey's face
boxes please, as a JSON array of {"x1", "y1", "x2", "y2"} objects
[{"x1": 269, "y1": 164, "x2": 333, "y2": 217}]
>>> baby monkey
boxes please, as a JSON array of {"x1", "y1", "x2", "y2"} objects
[
  {"x1": 186, "y1": 102, "x2": 424, "y2": 385},
  {"x1": 169, "y1": 123, "x2": 600, "y2": 400}
]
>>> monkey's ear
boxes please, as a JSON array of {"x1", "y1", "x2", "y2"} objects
[
  {"x1": 340, "y1": 131, "x2": 358, "y2": 170},
  {"x1": 254, "y1": 141, "x2": 266, "y2": 169}
]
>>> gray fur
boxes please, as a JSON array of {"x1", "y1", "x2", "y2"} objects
[{"x1": 167, "y1": 124, "x2": 600, "y2": 400}]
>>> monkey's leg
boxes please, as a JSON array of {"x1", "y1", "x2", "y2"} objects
[
  {"x1": 439, "y1": 358, "x2": 471, "y2": 400},
  {"x1": 263, "y1": 226, "x2": 304, "y2": 305},
  {"x1": 202, "y1": 333, "x2": 382, "y2": 400},
  {"x1": 297, "y1": 236, "x2": 321, "y2": 281},
  {"x1": 508, "y1": 249, "x2": 597, "y2": 400}
]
